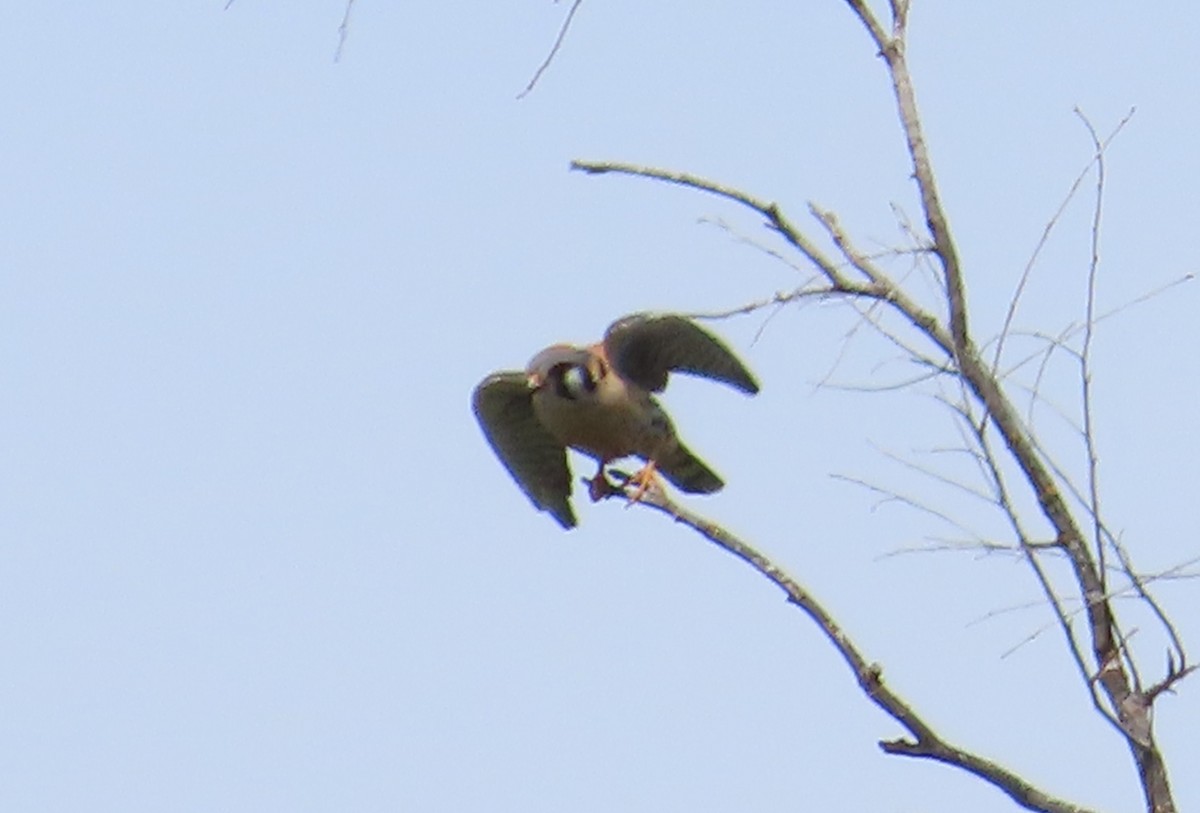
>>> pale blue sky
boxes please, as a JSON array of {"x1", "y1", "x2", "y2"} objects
[{"x1": 2, "y1": 3, "x2": 1197, "y2": 811}]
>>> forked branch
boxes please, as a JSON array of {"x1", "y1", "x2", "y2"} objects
[{"x1": 569, "y1": 3, "x2": 1185, "y2": 811}]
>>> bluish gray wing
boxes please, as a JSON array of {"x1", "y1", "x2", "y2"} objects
[
  {"x1": 603, "y1": 313, "x2": 760, "y2": 394},
  {"x1": 472, "y1": 372, "x2": 576, "y2": 529}
]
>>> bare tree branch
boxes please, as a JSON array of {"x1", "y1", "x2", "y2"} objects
[
  {"x1": 1103, "y1": 530, "x2": 1189, "y2": 682},
  {"x1": 872, "y1": 442, "x2": 997, "y2": 506},
  {"x1": 605, "y1": 477, "x2": 1097, "y2": 813},
  {"x1": 696, "y1": 215, "x2": 810, "y2": 273},
  {"x1": 334, "y1": 0, "x2": 356, "y2": 62},
  {"x1": 570, "y1": 160, "x2": 844, "y2": 285},
  {"x1": 568, "y1": 8, "x2": 1188, "y2": 811},
  {"x1": 994, "y1": 272, "x2": 1195, "y2": 391},
  {"x1": 991, "y1": 109, "x2": 1136, "y2": 375},
  {"x1": 831, "y1": 472, "x2": 986, "y2": 543},
  {"x1": 519, "y1": 0, "x2": 586, "y2": 99},
  {"x1": 1076, "y1": 105, "x2": 1110, "y2": 604},
  {"x1": 863, "y1": 12, "x2": 970, "y2": 358},
  {"x1": 842, "y1": 0, "x2": 889, "y2": 54},
  {"x1": 840, "y1": 14, "x2": 1170, "y2": 785}
]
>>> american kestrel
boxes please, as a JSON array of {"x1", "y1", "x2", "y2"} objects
[{"x1": 472, "y1": 312, "x2": 759, "y2": 528}]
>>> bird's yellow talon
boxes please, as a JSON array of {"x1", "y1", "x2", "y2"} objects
[{"x1": 625, "y1": 461, "x2": 659, "y2": 504}]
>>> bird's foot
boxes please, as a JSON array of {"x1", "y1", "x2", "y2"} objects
[{"x1": 624, "y1": 461, "x2": 660, "y2": 505}]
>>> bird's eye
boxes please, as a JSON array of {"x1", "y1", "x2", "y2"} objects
[{"x1": 556, "y1": 364, "x2": 594, "y2": 399}]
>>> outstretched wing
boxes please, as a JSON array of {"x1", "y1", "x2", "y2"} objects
[
  {"x1": 472, "y1": 372, "x2": 576, "y2": 529},
  {"x1": 603, "y1": 313, "x2": 760, "y2": 394}
]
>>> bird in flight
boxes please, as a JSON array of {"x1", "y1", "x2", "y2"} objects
[{"x1": 472, "y1": 312, "x2": 759, "y2": 528}]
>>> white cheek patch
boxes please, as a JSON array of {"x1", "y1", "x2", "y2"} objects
[{"x1": 562, "y1": 366, "x2": 589, "y2": 398}]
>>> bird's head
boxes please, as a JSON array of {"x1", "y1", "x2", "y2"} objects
[{"x1": 527, "y1": 345, "x2": 602, "y2": 400}]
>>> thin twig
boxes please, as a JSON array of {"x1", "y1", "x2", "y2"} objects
[
  {"x1": 991, "y1": 110, "x2": 1136, "y2": 375},
  {"x1": 956, "y1": 390, "x2": 1120, "y2": 730},
  {"x1": 933, "y1": 392, "x2": 1003, "y2": 508},
  {"x1": 878, "y1": 537, "x2": 1027, "y2": 560},
  {"x1": 872, "y1": 443, "x2": 997, "y2": 506},
  {"x1": 1075, "y1": 108, "x2": 1107, "y2": 596},
  {"x1": 518, "y1": 0, "x2": 586, "y2": 99},
  {"x1": 995, "y1": 273, "x2": 1195, "y2": 388},
  {"x1": 697, "y1": 215, "x2": 810, "y2": 273},
  {"x1": 831, "y1": 473, "x2": 986, "y2": 543},
  {"x1": 334, "y1": 0, "x2": 356, "y2": 62},
  {"x1": 1103, "y1": 531, "x2": 1190, "y2": 683},
  {"x1": 571, "y1": 161, "x2": 839, "y2": 281}
]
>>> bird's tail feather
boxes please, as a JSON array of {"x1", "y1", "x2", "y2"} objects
[{"x1": 656, "y1": 442, "x2": 724, "y2": 494}]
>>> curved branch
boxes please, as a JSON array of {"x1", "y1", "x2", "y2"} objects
[
  {"x1": 610, "y1": 479, "x2": 1095, "y2": 813},
  {"x1": 570, "y1": 160, "x2": 841, "y2": 284},
  {"x1": 570, "y1": 160, "x2": 952, "y2": 355}
]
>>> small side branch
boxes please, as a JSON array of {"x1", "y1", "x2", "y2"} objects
[
  {"x1": 518, "y1": 0, "x2": 587, "y2": 98},
  {"x1": 880, "y1": 738, "x2": 1093, "y2": 813},
  {"x1": 571, "y1": 159, "x2": 954, "y2": 359},
  {"x1": 841, "y1": 0, "x2": 889, "y2": 54},
  {"x1": 334, "y1": 0, "x2": 356, "y2": 62},
  {"x1": 570, "y1": 160, "x2": 832, "y2": 275}
]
